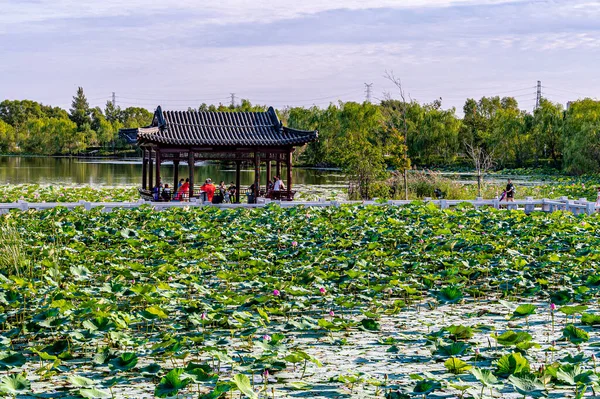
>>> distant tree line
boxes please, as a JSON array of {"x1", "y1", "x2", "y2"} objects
[
  {"x1": 1, "y1": 88, "x2": 600, "y2": 178},
  {"x1": 0, "y1": 87, "x2": 152, "y2": 155}
]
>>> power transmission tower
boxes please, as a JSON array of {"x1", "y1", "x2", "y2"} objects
[
  {"x1": 230, "y1": 93, "x2": 236, "y2": 108},
  {"x1": 111, "y1": 92, "x2": 116, "y2": 107},
  {"x1": 535, "y1": 80, "x2": 542, "y2": 110},
  {"x1": 364, "y1": 83, "x2": 373, "y2": 103}
]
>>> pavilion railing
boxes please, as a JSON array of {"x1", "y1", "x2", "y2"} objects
[{"x1": 0, "y1": 196, "x2": 597, "y2": 215}]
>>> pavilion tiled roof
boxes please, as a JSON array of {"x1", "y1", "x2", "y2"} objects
[{"x1": 122, "y1": 106, "x2": 318, "y2": 147}]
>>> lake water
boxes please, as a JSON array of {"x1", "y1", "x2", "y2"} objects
[{"x1": 0, "y1": 156, "x2": 349, "y2": 188}]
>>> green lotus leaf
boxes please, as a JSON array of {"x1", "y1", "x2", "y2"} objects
[
  {"x1": 68, "y1": 375, "x2": 94, "y2": 387},
  {"x1": 495, "y1": 331, "x2": 532, "y2": 346},
  {"x1": 412, "y1": 379, "x2": 441, "y2": 395},
  {"x1": 0, "y1": 352, "x2": 26, "y2": 369},
  {"x1": 0, "y1": 373, "x2": 30, "y2": 395},
  {"x1": 232, "y1": 374, "x2": 257, "y2": 399},
  {"x1": 559, "y1": 305, "x2": 588, "y2": 316},
  {"x1": 581, "y1": 313, "x2": 600, "y2": 326},
  {"x1": 513, "y1": 304, "x2": 536, "y2": 317},
  {"x1": 495, "y1": 352, "x2": 530, "y2": 377},
  {"x1": 108, "y1": 352, "x2": 138, "y2": 372},
  {"x1": 444, "y1": 357, "x2": 472, "y2": 374},
  {"x1": 78, "y1": 387, "x2": 112, "y2": 398},
  {"x1": 471, "y1": 367, "x2": 500, "y2": 387},
  {"x1": 563, "y1": 324, "x2": 589, "y2": 344},
  {"x1": 508, "y1": 374, "x2": 547, "y2": 398},
  {"x1": 155, "y1": 368, "x2": 191, "y2": 398}
]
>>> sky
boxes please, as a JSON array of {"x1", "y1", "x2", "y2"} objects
[{"x1": 1, "y1": 0, "x2": 599, "y2": 115}]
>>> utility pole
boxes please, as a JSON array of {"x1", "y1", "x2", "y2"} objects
[
  {"x1": 364, "y1": 83, "x2": 373, "y2": 103},
  {"x1": 111, "y1": 92, "x2": 116, "y2": 107},
  {"x1": 230, "y1": 93, "x2": 236, "y2": 108},
  {"x1": 535, "y1": 80, "x2": 542, "y2": 110}
]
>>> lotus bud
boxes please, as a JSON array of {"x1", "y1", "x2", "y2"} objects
[
  {"x1": 319, "y1": 287, "x2": 326, "y2": 294},
  {"x1": 550, "y1": 303, "x2": 556, "y2": 311},
  {"x1": 273, "y1": 289, "x2": 280, "y2": 296}
]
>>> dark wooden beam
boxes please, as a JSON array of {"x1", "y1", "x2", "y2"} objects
[
  {"x1": 173, "y1": 160, "x2": 180, "y2": 193},
  {"x1": 149, "y1": 155, "x2": 154, "y2": 189},
  {"x1": 155, "y1": 149, "x2": 161, "y2": 188},
  {"x1": 287, "y1": 150, "x2": 293, "y2": 198},
  {"x1": 265, "y1": 153, "x2": 271, "y2": 193},
  {"x1": 254, "y1": 152, "x2": 260, "y2": 203},
  {"x1": 235, "y1": 161, "x2": 241, "y2": 204},
  {"x1": 142, "y1": 149, "x2": 147, "y2": 190},
  {"x1": 276, "y1": 153, "x2": 281, "y2": 178},
  {"x1": 188, "y1": 151, "x2": 195, "y2": 199}
]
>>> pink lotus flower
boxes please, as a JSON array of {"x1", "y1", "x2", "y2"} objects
[
  {"x1": 550, "y1": 303, "x2": 556, "y2": 311},
  {"x1": 263, "y1": 369, "x2": 269, "y2": 378},
  {"x1": 273, "y1": 289, "x2": 280, "y2": 296},
  {"x1": 458, "y1": 224, "x2": 465, "y2": 229},
  {"x1": 200, "y1": 312, "x2": 207, "y2": 320},
  {"x1": 329, "y1": 310, "x2": 335, "y2": 317},
  {"x1": 419, "y1": 239, "x2": 424, "y2": 243},
  {"x1": 319, "y1": 287, "x2": 326, "y2": 294},
  {"x1": 168, "y1": 276, "x2": 173, "y2": 281},
  {"x1": 262, "y1": 334, "x2": 271, "y2": 341},
  {"x1": 291, "y1": 241, "x2": 298, "y2": 247}
]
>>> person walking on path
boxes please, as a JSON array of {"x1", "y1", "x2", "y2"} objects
[{"x1": 505, "y1": 179, "x2": 515, "y2": 202}]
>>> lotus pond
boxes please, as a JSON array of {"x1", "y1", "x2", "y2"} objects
[{"x1": 1, "y1": 204, "x2": 600, "y2": 398}]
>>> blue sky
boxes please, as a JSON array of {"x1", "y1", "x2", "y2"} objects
[{"x1": 1, "y1": 0, "x2": 599, "y2": 114}]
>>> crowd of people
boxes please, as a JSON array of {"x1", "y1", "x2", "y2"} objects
[
  {"x1": 153, "y1": 178, "x2": 237, "y2": 203},
  {"x1": 152, "y1": 175, "x2": 288, "y2": 203}
]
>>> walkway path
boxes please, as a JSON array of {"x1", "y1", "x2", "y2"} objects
[{"x1": 0, "y1": 196, "x2": 596, "y2": 215}]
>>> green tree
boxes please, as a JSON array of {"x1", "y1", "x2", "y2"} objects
[
  {"x1": 532, "y1": 98, "x2": 564, "y2": 166},
  {"x1": 563, "y1": 99, "x2": 600, "y2": 174},
  {"x1": 69, "y1": 87, "x2": 92, "y2": 128},
  {"x1": 0, "y1": 120, "x2": 15, "y2": 153},
  {"x1": 121, "y1": 107, "x2": 152, "y2": 128}
]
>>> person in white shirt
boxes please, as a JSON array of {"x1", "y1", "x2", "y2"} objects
[{"x1": 273, "y1": 176, "x2": 286, "y2": 191}]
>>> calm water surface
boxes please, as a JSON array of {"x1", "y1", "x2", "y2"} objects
[{"x1": 0, "y1": 157, "x2": 348, "y2": 188}]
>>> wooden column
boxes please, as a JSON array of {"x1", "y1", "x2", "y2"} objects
[
  {"x1": 148, "y1": 150, "x2": 154, "y2": 189},
  {"x1": 235, "y1": 161, "x2": 241, "y2": 203},
  {"x1": 265, "y1": 153, "x2": 271, "y2": 193},
  {"x1": 142, "y1": 149, "x2": 147, "y2": 190},
  {"x1": 188, "y1": 152, "x2": 195, "y2": 199},
  {"x1": 254, "y1": 152, "x2": 260, "y2": 203},
  {"x1": 155, "y1": 149, "x2": 161, "y2": 188},
  {"x1": 276, "y1": 153, "x2": 281, "y2": 178},
  {"x1": 286, "y1": 149, "x2": 293, "y2": 199},
  {"x1": 173, "y1": 159, "x2": 180, "y2": 192}
]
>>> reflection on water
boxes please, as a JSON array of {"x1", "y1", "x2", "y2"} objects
[{"x1": 0, "y1": 157, "x2": 348, "y2": 188}]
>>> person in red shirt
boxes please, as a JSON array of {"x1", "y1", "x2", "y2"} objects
[{"x1": 201, "y1": 178, "x2": 216, "y2": 202}]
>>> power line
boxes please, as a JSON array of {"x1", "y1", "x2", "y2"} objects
[
  {"x1": 116, "y1": 95, "x2": 229, "y2": 103},
  {"x1": 542, "y1": 86, "x2": 589, "y2": 97},
  {"x1": 248, "y1": 89, "x2": 364, "y2": 103},
  {"x1": 230, "y1": 93, "x2": 236, "y2": 108}
]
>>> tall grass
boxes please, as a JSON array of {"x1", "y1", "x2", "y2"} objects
[{"x1": 0, "y1": 224, "x2": 30, "y2": 278}]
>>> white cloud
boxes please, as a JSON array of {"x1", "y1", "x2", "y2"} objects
[{"x1": 0, "y1": 0, "x2": 528, "y2": 25}]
